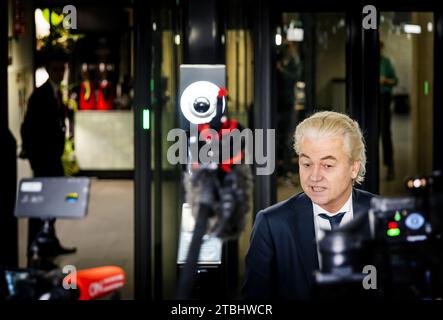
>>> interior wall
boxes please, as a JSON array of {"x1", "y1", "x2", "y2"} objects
[
  {"x1": 315, "y1": 14, "x2": 346, "y2": 110},
  {"x1": 380, "y1": 26, "x2": 413, "y2": 98}
]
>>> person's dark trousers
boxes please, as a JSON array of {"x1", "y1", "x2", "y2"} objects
[
  {"x1": 380, "y1": 92, "x2": 394, "y2": 168},
  {"x1": 27, "y1": 157, "x2": 64, "y2": 253}
]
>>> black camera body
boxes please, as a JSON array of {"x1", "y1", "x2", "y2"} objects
[{"x1": 314, "y1": 172, "x2": 443, "y2": 299}]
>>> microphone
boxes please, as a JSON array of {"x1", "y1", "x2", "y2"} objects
[
  {"x1": 176, "y1": 80, "x2": 252, "y2": 299},
  {"x1": 185, "y1": 163, "x2": 252, "y2": 240},
  {"x1": 63, "y1": 266, "x2": 125, "y2": 300},
  {"x1": 183, "y1": 87, "x2": 252, "y2": 240}
]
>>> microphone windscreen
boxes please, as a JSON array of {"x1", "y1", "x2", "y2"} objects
[{"x1": 183, "y1": 164, "x2": 252, "y2": 240}]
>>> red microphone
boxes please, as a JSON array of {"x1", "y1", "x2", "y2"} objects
[{"x1": 63, "y1": 266, "x2": 125, "y2": 300}]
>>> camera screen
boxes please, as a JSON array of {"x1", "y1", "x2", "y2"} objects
[{"x1": 378, "y1": 209, "x2": 429, "y2": 243}]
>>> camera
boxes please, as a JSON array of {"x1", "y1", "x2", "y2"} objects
[
  {"x1": 175, "y1": 64, "x2": 252, "y2": 299},
  {"x1": 314, "y1": 171, "x2": 443, "y2": 299},
  {"x1": 180, "y1": 80, "x2": 226, "y2": 125},
  {"x1": 179, "y1": 65, "x2": 226, "y2": 128}
]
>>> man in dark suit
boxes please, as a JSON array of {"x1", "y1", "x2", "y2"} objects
[
  {"x1": 21, "y1": 50, "x2": 76, "y2": 260},
  {"x1": 242, "y1": 111, "x2": 376, "y2": 300}
]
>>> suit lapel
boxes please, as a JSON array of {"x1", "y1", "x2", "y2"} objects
[
  {"x1": 289, "y1": 189, "x2": 372, "y2": 288},
  {"x1": 291, "y1": 194, "x2": 319, "y2": 287},
  {"x1": 352, "y1": 189, "x2": 371, "y2": 239}
]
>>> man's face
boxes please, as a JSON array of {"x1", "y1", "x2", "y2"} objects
[
  {"x1": 47, "y1": 60, "x2": 66, "y2": 84},
  {"x1": 298, "y1": 134, "x2": 360, "y2": 213}
]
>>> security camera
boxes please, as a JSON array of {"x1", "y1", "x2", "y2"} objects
[{"x1": 180, "y1": 80, "x2": 226, "y2": 125}]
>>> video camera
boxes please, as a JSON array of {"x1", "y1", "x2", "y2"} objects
[{"x1": 315, "y1": 171, "x2": 443, "y2": 299}]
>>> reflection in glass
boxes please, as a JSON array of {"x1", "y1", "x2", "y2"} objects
[
  {"x1": 379, "y1": 12, "x2": 434, "y2": 196},
  {"x1": 275, "y1": 13, "x2": 347, "y2": 202}
]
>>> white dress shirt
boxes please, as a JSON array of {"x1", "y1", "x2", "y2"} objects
[{"x1": 312, "y1": 192, "x2": 353, "y2": 269}]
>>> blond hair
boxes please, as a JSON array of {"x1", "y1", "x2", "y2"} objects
[{"x1": 293, "y1": 111, "x2": 366, "y2": 184}]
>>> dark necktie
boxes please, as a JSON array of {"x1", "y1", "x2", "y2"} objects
[{"x1": 318, "y1": 212, "x2": 346, "y2": 230}]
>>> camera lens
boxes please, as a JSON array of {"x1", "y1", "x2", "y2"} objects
[
  {"x1": 405, "y1": 212, "x2": 425, "y2": 230},
  {"x1": 180, "y1": 81, "x2": 225, "y2": 124},
  {"x1": 193, "y1": 97, "x2": 211, "y2": 114}
]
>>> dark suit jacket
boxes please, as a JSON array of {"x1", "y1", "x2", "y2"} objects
[
  {"x1": 242, "y1": 188, "x2": 375, "y2": 300},
  {"x1": 21, "y1": 80, "x2": 66, "y2": 176}
]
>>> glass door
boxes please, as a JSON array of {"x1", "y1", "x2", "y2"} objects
[
  {"x1": 274, "y1": 12, "x2": 348, "y2": 202},
  {"x1": 378, "y1": 12, "x2": 434, "y2": 196}
]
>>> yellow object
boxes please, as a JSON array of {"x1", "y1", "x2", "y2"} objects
[
  {"x1": 66, "y1": 192, "x2": 79, "y2": 199},
  {"x1": 84, "y1": 81, "x2": 91, "y2": 101},
  {"x1": 42, "y1": 8, "x2": 64, "y2": 27},
  {"x1": 62, "y1": 138, "x2": 80, "y2": 176},
  {"x1": 68, "y1": 97, "x2": 78, "y2": 112}
]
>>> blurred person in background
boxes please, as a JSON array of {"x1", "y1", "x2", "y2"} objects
[
  {"x1": 379, "y1": 40, "x2": 398, "y2": 181},
  {"x1": 21, "y1": 49, "x2": 77, "y2": 261}
]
